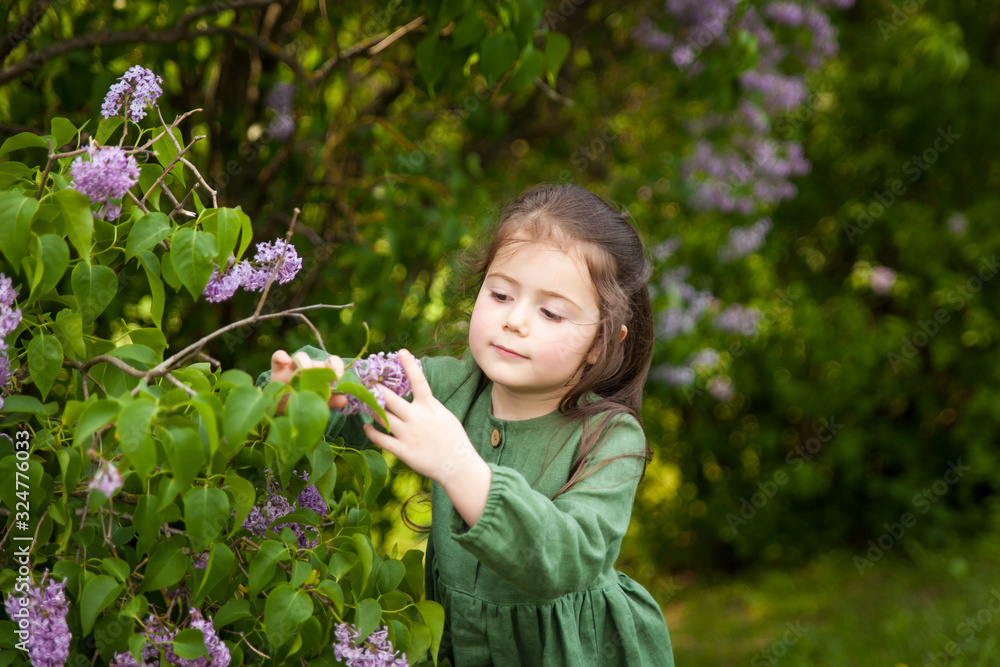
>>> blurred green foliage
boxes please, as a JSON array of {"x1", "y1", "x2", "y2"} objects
[{"x1": 1, "y1": 0, "x2": 997, "y2": 582}]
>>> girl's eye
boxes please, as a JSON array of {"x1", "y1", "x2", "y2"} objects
[
  {"x1": 541, "y1": 308, "x2": 564, "y2": 323},
  {"x1": 490, "y1": 291, "x2": 510, "y2": 302}
]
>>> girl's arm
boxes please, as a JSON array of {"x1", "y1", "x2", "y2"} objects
[{"x1": 362, "y1": 350, "x2": 493, "y2": 527}]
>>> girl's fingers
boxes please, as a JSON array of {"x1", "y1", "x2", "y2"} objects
[
  {"x1": 363, "y1": 423, "x2": 397, "y2": 456},
  {"x1": 399, "y1": 349, "x2": 430, "y2": 399},
  {"x1": 270, "y1": 350, "x2": 295, "y2": 383},
  {"x1": 381, "y1": 384, "x2": 411, "y2": 418},
  {"x1": 292, "y1": 350, "x2": 314, "y2": 371}
]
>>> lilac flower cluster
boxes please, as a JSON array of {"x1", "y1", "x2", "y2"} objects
[
  {"x1": 3, "y1": 576, "x2": 71, "y2": 667},
  {"x1": 719, "y1": 217, "x2": 772, "y2": 262},
  {"x1": 112, "y1": 611, "x2": 229, "y2": 667},
  {"x1": 654, "y1": 267, "x2": 715, "y2": 340},
  {"x1": 202, "y1": 239, "x2": 303, "y2": 302},
  {"x1": 342, "y1": 352, "x2": 422, "y2": 418},
  {"x1": 713, "y1": 303, "x2": 762, "y2": 336},
  {"x1": 266, "y1": 82, "x2": 296, "y2": 141},
  {"x1": 333, "y1": 623, "x2": 409, "y2": 667},
  {"x1": 636, "y1": 1, "x2": 852, "y2": 216},
  {"x1": 70, "y1": 145, "x2": 140, "y2": 221},
  {"x1": 101, "y1": 66, "x2": 164, "y2": 122},
  {"x1": 0, "y1": 273, "x2": 22, "y2": 411},
  {"x1": 868, "y1": 266, "x2": 897, "y2": 296},
  {"x1": 88, "y1": 460, "x2": 124, "y2": 498},
  {"x1": 242, "y1": 471, "x2": 327, "y2": 549}
]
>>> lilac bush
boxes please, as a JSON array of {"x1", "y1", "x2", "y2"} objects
[
  {"x1": 111, "y1": 611, "x2": 229, "y2": 667},
  {"x1": 242, "y1": 471, "x2": 326, "y2": 549},
  {"x1": 3, "y1": 576, "x2": 72, "y2": 667}
]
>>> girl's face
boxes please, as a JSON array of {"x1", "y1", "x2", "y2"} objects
[{"x1": 469, "y1": 237, "x2": 601, "y2": 415}]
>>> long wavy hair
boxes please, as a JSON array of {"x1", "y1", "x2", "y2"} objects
[{"x1": 463, "y1": 183, "x2": 655, "y2": 497}]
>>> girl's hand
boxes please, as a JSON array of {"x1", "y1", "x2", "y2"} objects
[
  {"x1": 269, "y1": 349, "x2": 348, "y2": 413},
  {"x1": 363, "y1": 350, "x2": 483, "y2": 484}
]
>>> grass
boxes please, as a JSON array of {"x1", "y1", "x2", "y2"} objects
[{"x1": 639, "y1": 536, "x2": 1000, "y2": 666}]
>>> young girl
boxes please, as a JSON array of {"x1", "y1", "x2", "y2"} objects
[{"x1": 268, "y1": 184, "x2": 675, "y2": 666}]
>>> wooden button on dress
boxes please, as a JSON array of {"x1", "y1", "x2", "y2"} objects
[{"x1": 490, "y1": 429, "x2": 501, "y2": 448}]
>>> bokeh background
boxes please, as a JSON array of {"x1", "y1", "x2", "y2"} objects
[{"x1": 2, "y1": 0, "x2": 998, "y2": 664}]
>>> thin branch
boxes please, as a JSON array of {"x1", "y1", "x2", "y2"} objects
[
  {"x1": 254, "y1": 208, "x2": 299, "y2": 318},
  {"x1": 314, "y1": 15, "x2": 426, "y2": 82},
  {"x1": 177, "y1": 157, "x2": 218, "y2": 207},
  {"x1": 0, "y1": 0, "x2": 53, "y2": 64},
  {"x1": 369, "y1": 16, "x2": 426, "y2": 56},
  {"x1": 292, "y1": 313, "x2": 327, "y2": 353},
  {"x1": 164, "y1": 372, "x2": 197, "y2": 396},
  {"x1": 139, "y1": 135, "x2": 204, "y2": 207}
]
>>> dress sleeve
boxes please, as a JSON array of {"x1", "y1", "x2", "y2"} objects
[
  {"x1": 448, "y1": 415, "x2": 647, "y2": 600},
  {"x1": 254, "y1": 345, "x2": 374, "y2": 446}
]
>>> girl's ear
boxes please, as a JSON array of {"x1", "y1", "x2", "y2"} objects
[{"x1": 585, "y1": 325, "x2": 626, "y2": 365}]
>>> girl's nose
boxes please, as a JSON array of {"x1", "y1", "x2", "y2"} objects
[{"x1": 503, "y1": 304, "x2": 529, "y2": 335}]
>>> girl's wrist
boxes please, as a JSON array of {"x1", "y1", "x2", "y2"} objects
[{"x1": 439, "y1": 456, "x2": 492, "y2": 528}]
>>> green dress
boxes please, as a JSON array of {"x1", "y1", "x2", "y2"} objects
[{"x1": 263, "y1": 348, "x2": 674, "y2": 666}]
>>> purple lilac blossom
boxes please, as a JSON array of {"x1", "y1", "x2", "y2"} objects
[
  {"x1": 192, "y1": 551, "x2": 209, "y2": 570},
  {"x1": 719, "y1": 218, "x2": 772, "y2": 262},
  {"x1": 88, "y1": 460, "x2": 124, "y2": 498},
  {"x1": 0, "y1": 275, "x2": 21, "y2": 426},
  {"x1": 947, "y1": 212, "x2": 968, "y2": 236},
  {"x1": 3, "y1": 576, "x2": 71, "y2": 667},
  {"x1": 342, "y1": 352, "x2": 423, "y2": 418},
  {"x1": 266, "y1": 83, "x2": 296, "y2": 141},
  {"x1": 295, "y1": 471, "x2": 329, "y2": 516},
  {"x1": 163, "y1": 609, "x2": 230, "y2": 667},
  {"x1": 707, "y1": 375, "x2": 735, "y2": 402},
  {"x1": 333, "y1": 623, "x2": 409, "y2": 667},
  {"x1": 655, "y1": 267, "x2": 715, "y2": 340},
  {"x1": 70, "y1": 146, "x2": 140, "y2": 221},
  {"x1": 101, "y1": 66, "x2": 164, "y2": 122},
  {"x1": 202, "y1": 239, "x2": 302, "y2": 302},
  {"x1": 242, "y1": 472, "x2": 319, "y2": 549},
  {"x1": 713, "y1": 304, "x2": 761, "y2": 336},
  {"x1": 651, "y1": 364, "x2": 696, "y2": 387},
  {"x1": 868, "y1": 266, "x2": 897, "y2": 296}
]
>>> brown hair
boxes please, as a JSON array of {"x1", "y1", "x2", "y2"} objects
[{"x1": 465, "y1": 184, "x2": 655, "y2": 497}]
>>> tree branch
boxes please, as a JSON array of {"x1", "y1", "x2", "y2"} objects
[{"x1": 0, "y1": 0, "x2": 53, "y2": 64}]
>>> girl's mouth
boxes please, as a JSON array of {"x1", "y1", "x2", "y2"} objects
[{"x1": 492, "y1": 344, "x2": 527, "y2": 360}]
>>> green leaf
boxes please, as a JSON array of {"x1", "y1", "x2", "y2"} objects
[
  {"x1": 170, "y1": 227, "x2": 218, "y2": 299},
  {"x1": 0, "y1": 131, "x2": 49, "y2": 159},
  {"x1": 101, "y1": 557, "x2": 131, "y2": 583},
  {"x1": 80, "y1": 574, "x2": 124, "y2": 635},
  {"x1": 119, "y1": 594, "x2": 148, "y2": 621},
  {"x1": 153, "y1": 127, "x2": 186, "y2": 188},
  {"x1": 160, "y1": 250, "x2": 181, "y2": 289},
  {"x1": 0, "y1": 189, "x2": 38, "y2": 267},
  {"x1": 128, "y1": 328, "x2": 168, "y2": 357},
  {"x1": 355, "y1": 598, "x2": 382, "y2": 642},
  {"x1": 138, "y1": 164, "x2": 165, "y2": 211},
  {"x1": 26, "y1": 334, "x2": 64, "y2": 400},
  {"x1": 513, "y1": 0, "x2": 542, "y2": 46},
  {"x1": 117, "y1": 398, "x2": 159, "y2": 479},
  {"x1": 224, "y1": 471, "x2": 256, "y2": 536},
  {"x1": 96, "y1": 117, "x2": 126, "y2": 144},
  {"x1": 504, "y1": 44, "x2": 544, "y2": 92},
  {"x1": 192, "y1": 542, "x2": 235, "y2": 605},
  {"x1": 263, "y1": 585, "x2": 313, "y2": 649},
  {"x1": 416, "y1": 35, "x2": 450, "y2": 87},
  {"x1": 107, "y1": 344, "x2": 159, "y2": 367},
  {"x1": 183, "y1": 486, "x2": 230, "y2": 551},
  {"x1": 50, "y1": 117, "x2": 78, "y2": 149},
  {"x1": 162, "y1": 427, "x2": 205, "y2": 504},
  {"x1": 480, "y1": 32, "x2": 519, "y2": 81},
  {"x1": 362, "y1": 449, "x2": 389, "y2": 506},
  {"x1": 138, "y1": 252, "x2": 164, "y2": 328},
  {"x1": 222, "y1": 386, "x2": 268, "y2": 462},
  {"x1": 544, "y1": 31, "x2": 571, "y2": 84},
  {"x1": 172, "y1": 628, "x2": 208, "y2": 659},
  {"x1": 72, "y1": 262, "x2": 118, "y2": 326},
  {"x1": 56, "y1": 447, "x2": 82, "y2": 500},
  {"x1": 314, "y1": 580, "x2": 344, "y2": 616},
  {"x1": 272, "y1": 391, "x2": 330, "y2": 485},
  {"x1": 248, "y1": 540, "x2": 288, "y2": 596},
  {"x1": 451, "y1": 14, "x2": 487, "y2": 50},
  {"x1": 0, "y1": 395, "x2": 46, "y2": 414},
  {"x1": 332, "y1": 373, "x2": 388, "y2": 427},
  {"x1": 400, "y1": 549, "x2": 425, "y2": 600},
  {"x1": 72, "y1": 398, "x2": 121, "y2": 447},
  {"x1": 198, "y1": 208, "x2": 243, "y2": 266},
  {"x1": 49, "y1": 188, "x2": 94, "y2": 261},
  {"x1": 138, "y1": 537, "x2": 188, "y2": 592},
  {"x1": 212, "y1": 599, "x2": 251, "y2": 629},
  {"x1": 132, "y1": 494, "x2": 161, "y2": 557},
  {"x1": 415, "y1": 600, "x2": 446, "y2": 662},
  {"x1": 53, "y1": 310, "x2": 86, "y2": 360},
  {"x1": 190, "y1": 393, "x2": 222, "y2": 457},
  {"x1": 36, "y1": 234, "x2": 70, "y2": 297},
  {"x1": 126, "y1": 212, "x2": 172, "y2": 261},
  {"x1": 306, "y1": 442, "x2": 336, "y2": 501}
]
